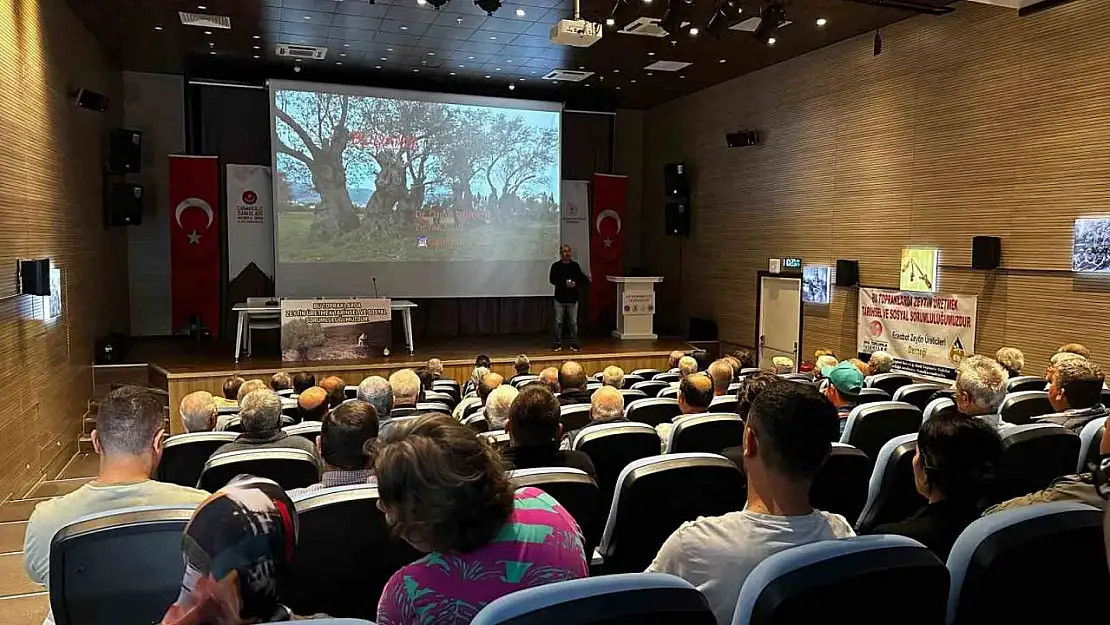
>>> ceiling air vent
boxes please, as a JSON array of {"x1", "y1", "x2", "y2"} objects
[
  {"x1": 275, "y1": 44, "x2": 329, "y2": 60},
  {"x1": 178, "y1": 12, "x2": 232, "y2": 29},
  {"x1": 543, "y1": 69, "x2": 595, "y2": 82},
  {"x1": 618, "y1": 16, "x2": 692, "y2": 37},
  {"x1": 644, "y1": 60, "x2": 692, "y2": 72}
]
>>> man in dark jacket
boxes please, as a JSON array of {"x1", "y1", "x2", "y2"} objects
[
  {"x1": 213, "y1": 389, "x2": 318, "y2": 457},
  {"x1": 549, "y1": 244, "x2": 588, "y2": 352},
  {"x1": 505, "y1": 385, "x2": 596, "y2": 478},
  {"x1": 557, "y1": 361, "x2": 592, "y2": 406}
]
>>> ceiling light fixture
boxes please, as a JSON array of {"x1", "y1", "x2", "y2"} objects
[
  {"x1": 418, "y1": 0, "x2": 427, "y2": 4},
  {"x1": 253, "y1": 54, "x2": 260, "y2": 59},
  {"x1": 767, "y1": 36, "x2": 777, "y2": 45},
  {"x1": 688, "y1": 27, "x2": 699, "y2": 35},
  {"x1": 337, "y1": 61, "x2": 343, "y2": 65},
  {"x1": 375, "y1": 65, "x2": 382, "y2": 69},
  {"x1": 719, "y1": 58, "x2": 726, "y2": 63},
  {"x1": 340, "y1": 52, "x2": 346, "y2": 56},
  {"x1": 816, "y1": 17, "x2": 827, "y2": 26},
  {"x1": 204, "y1": 30, "x2": 212, "y2": 35},
  {"x1": 154, "y1": 25, "x2": 163, "y2": 31},
  {"x1": 605, "y1": 17, "x2": 616, "y2": 26},
  {"x1": 516, "y1": 8, "x2": 526, "y2": 16},
  {"x1": 489, "y1": 35, "x2": 497, "y2": 39},
  {"x1": 343, "y1": 43, "x2": 350, "y2": 47},
  {"x1": 475, "y1": 0, "x2": 503, "y2": 16},
  {"x1": 253, "y1": 45, "x2": 261, "y2": 49},
  {"x1": 400, "y1": 25, "x2": 408, "y2": 29},
  {"x1": 303, "y1": 15, "x2": 311, "y2": 19},
  {"x1": 509, "y1": 84, "x2": 516, "y2": 90},
  {"x1": 197, "y1": 4, "x2": 207, "y2": 9},
  {"x1": 450, "y1": 71, "x2": 456, "y2": 75},
  {"x1": 254, "y1": 35, "x2": 262, "y2": 40},
  {"x1": 659, "y1": 0, "x2": 695, "y2": 35}
]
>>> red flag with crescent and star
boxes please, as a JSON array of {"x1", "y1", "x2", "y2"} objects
[
  {"x1": 169, "y1": 155, "x2": 221, "y2": 337},
  {"x1": 589, "y1": 173, "x2": 628, "y2": 322}
]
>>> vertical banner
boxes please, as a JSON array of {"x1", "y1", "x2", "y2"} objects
[
  {"x1": 226, "y1": 164, "x2": 275, "y2": 282},
  {"x1": 560, "y1": 180, "x2": 591, "y2": 277},
  {"x1": 857, "y1": 288, "x2": 978, "y2": 381},
  {"x1": 169, "y1": 155, "x2": 221, "y2": 337},
  {"x1": 590, "y1": 174, "x2": 627, "y2": 322}
]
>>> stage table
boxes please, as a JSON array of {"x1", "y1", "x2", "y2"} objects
[{"x1": 232, "y1": 299, "x2": 417, "y2": 362}]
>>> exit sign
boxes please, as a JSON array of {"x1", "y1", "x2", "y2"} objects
[{"x1": 781, "y1": 257, "x2": 802, "y2": 270}]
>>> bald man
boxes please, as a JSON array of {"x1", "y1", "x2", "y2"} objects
[
  {"x1": 478, "y1": 372, "x2": 504, "y2": 405},
  {"x1": 657, "y1": 374, "x2": 716, "y2": 452},
  {"x1": 297, "y1": 386, "x2": 329, "y2": 422},
  {"x1": 707, "y1": 360, "x2": 733, "y2": 397},
  {"x1": 557, "y1": 361, "x2": 591, "y2": 406},
  {"x1": 561, "y1": 385, "x2": 627, "y2": 449},
  {"x1": 236, "y1": 379, "x2": 267, "y2": 403},
  {"x1": 179, "y1": 391, "x2": 217, "y2": 433},
  {"x1": 319, "y1": 375, "x2": 347, "y2": 409},
  {"x1": 538, "y1": 367, "x2": 560, "y2": 394}
]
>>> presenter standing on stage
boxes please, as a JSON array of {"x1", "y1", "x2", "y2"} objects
[{"x1": 550, "y1": 244, "x2": 587, "y2": 352}]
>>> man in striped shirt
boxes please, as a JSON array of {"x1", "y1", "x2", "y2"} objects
[{"x1": 288, "y1": 400, "x2": 379, "y2": 498}]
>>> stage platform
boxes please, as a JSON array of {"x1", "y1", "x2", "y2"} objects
[{"x1": 121, "y1": 335, "x2": 694, "y2": 433}]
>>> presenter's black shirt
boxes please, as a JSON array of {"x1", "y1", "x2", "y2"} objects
[{"x1": 549, "y1": 260, "x2": 587, "y2": 303}]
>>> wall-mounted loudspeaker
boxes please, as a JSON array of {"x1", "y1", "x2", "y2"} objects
[
  {"x1": 75, "y1": 88, "x2": 110, "y2": 112},
  {"x1": 726, "y1": 130, "x2": 759, "y2": 147},
  {"x1": 664, "y1": 162, "x2": 689, "y2": 199},
  {"x1": 972, "y1": 236, "x2": 1002, "y2": 270},
  {"x1": 665, "y1": 200, "x2": 690, "y2": 238},
  {"x1": 108, "y1": 129, "x2": 143, "y2": 174},
  {"x1": 105, "y1": 182, "x2": 143, "y2": 227},
  {"x1": 20, "y1": 259, "x2": 50, "y2": 296},
  {"x1": 835, "y1": 259, "x2": 860, "y2": 287}
]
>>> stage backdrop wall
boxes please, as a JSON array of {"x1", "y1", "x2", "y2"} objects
[{"x1": 642, "y1": 0, "x2": 1110, "y2": 368}]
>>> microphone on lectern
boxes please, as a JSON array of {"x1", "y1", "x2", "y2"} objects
[{"x1": 372, "y1": 277, "x2": 379, "y2": 298}]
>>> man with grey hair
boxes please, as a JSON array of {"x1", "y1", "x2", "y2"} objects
[
  {"x1": 954, "y1": 355, "x2": 1009, "y2": 427},
  {"x1": 485, "y1": 384, "x2": 519, "y2": 430},
  {"x1": 602, "y1": 365, "x2": 625, "y2": 389},
  {"x1": 772, "y1": 356, "x2": 795, "y2": 374},
  {"x1": 271, "y1": 371, "x2": 293, "y2": 392},
  {"x1": 538, "y1": 366, "x2": 560, "y2": 394},
  {"x1": 213, "y1": 389, "x2": 317, "y2": 456},
  {"x1": 389, "y1": 368, "x2": 424, "y2": 417},
  {"x1": 1035, "y1": 358, "x2": 1107, "y2": 433},
  {"x1": 236, "y1": 378, "x2": 267, "y2": 403},
  {"x1": 357, "y1": 376, "x2": 394, "y2": 423},
  {"x1": 179, "y1": 390, "x2": 218, "y2": 433},
  {"x1": 672, "y1": 356, "x2": 700, "y2": 389},
  {"x1": 426, "y1": 358, "x2": 444, "y2": 380},
  {"x1": 707, "y1": 360, "x2": 733, "y2": 396},
  {"x1": 867, "y1": 351, "x2": 894, "y2": 376},
  {"x1": 995, "y1": 347, "x2": 1025, "y2": 378},
  {"x1": 561, "y1": 385, "x2": 626, "y2": 448}
]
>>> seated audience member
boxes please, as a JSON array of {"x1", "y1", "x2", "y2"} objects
[
  {"x1": 505, "y1": 386, "x2": 597, "y2": 478},
  {"x1": 721, "y1": 373, "x2": 783, "y2": 468},
  {"x1": 389, "y1": 369, "x2": 424, "y2": 417},
  {"x1": 358, "y1": 376, "x2": 395, "y2": 428},
  {"x1": 822, "y1": 361, "x2": 864, "y2": 433},
  {"x1": 485, "y1": 384, "x2": 519, "y2": 430},
  {"x1": 218, "y1": 376, "x2": 245, "y2": 407},
  {"x1": 647, "y1": 383, "x2": 852, "y2": 625},
  {"x1": 289, "y1": 401, "x2": 380, "y2": 497},
  {"x1": 814, "y1": 349, "x2": 835, "y2": 360},
  {"x1": 426, "y1": 358, "x2": 444, "y2": 380},
  {"x1": 954, "y1": 355, "x2": 1009, "y2": 427},
  {"x1": 452, "y1": 367, "x2": 489, "y2": 420},
  {"x1": 708, "y1": 360, "x2": 733, "y2": 396},
  {"x1": 1035, "y1": 358, "x2": 1107, "y2": 432},
  {"x1": 319, "y1": 375, "x2": 347, "y2": 409},
  {"x1": 732, "y1": 348, "x2": 756, "y2": 371},
  {"x1": 180, "y1": 391, "x2": 218, "y2": 433},
  {"x1": 271, "y1": 371, "x2": 292, "y2": 392},
  {"x1": 995, "y1": 347, "x2": 1025, "y2": 378},
  {"x1": 212, "y1": 389, "x2": 317, "y2": 456},
  {"x1": 867, "y1": 351, "x2": 894, "y2": 376},
  {"x1": 869, "y1": 412, "x2": 1003, "y2": 559},
  {"x1": 415, "y1": 368, "x2": 437, "y2": 397},
  {"x1": 1058, "y1": 342, "x2": 1093, "y2": 360},
  {"x1": 25, "y1": 386, "x2": 209, "y2": 593},
  {"x1": 723, "y1": 354, "x2": 742, "y2": 378},
  {"x1": 772, "y1": 356, "x2": 795, "y2": 374},
  {"x1": 511, "y1": 354, "x2": 531, "y2": 383},
  {"x1": 236, "y1": 379, "x2": 267, "y2": 403},
  {"x1": 292, "y1": 371, "x2": 316, "y2": 395},
  {"x1": 847, "y1": 358, "x2": 869, "y2": 377},
  {"x1": 160, "y1": 476, "x2": 305, "y2": 625},
  {"x1": 557, "y1": 361, "x2": 592, "y2": 406},
  {"x1": 296, "y1": 386, "x2": 329, "y2": 422},
  {"x1": 463, "y1": 365, "x2": 490, "y2": 398},
  {"x1": 679, "y1": 356, "x2": 699, "y2": 379},
  {"x1": 657, "y1": 374, "x2": 715, "y2": 452},
  {"x1": 668, "y1": 350, "x2": 686, "y2": 371},
  {"x1": 602, "y1": 365, "x2": 625, "y2": 389},
  {"x1": 814, "y1": 354, "x2": 839, "y2": 378},
  {"x1": 562, "y1": 385, "x2": 626, "y2": 448},
  {"x1": 538, "y1": 366, "x2": 560, "y2": 394},
  {"x1": 375, "y1": 415, "x2": 588, "y2": 625},
  {"x1": 476, "y1": 353, "x2": 493, "y2": 369},
  {"x1": 479, "y1": 371, "x2": 504, "y2": 405}
]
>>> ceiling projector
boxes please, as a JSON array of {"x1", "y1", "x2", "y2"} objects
[{"x1": 550, "y1": 19, "x2": 603, "y2": 47}]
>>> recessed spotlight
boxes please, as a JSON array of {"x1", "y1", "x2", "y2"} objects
[
  {"x1": 578, "y1": 65, "x2": 584, "y2": 69},
  {"x1": 413, "y1": 68, "x2": 419, "y2": 72},
  {"x1": 613, "y1": 68, "x2": 619, "y2": 73},
  {"x1": 616, "y1": 86, "x2": 621, "y2": 90},
  {"x1": 605, "y1": 17, "x2": 615, "y2": 26},
  {"x1": 631, "y1": 79, "x2": 637, "y2": 83},
  {"x1": 643, "y1": 0, "x2": 652, "y2": 4},
  {"x1": 208, "y1": 42, "x2": 215, "y2": 47},
  {"x1": 495, "y1": 67, "x2": 502, "y2": 71},
  {"x1": 816, "y1": 17, "x2": 827, "y2": 26},
  {"x1": 422, "y1": 60, "x2": 427, "y2": 64},
  {"x1": 519, "y1": 77, "x2": 525, "y2": 81},
  {"x1": 507, "y1": 59, "x2": 512, "y2": 63},
  {"x1": 295, "y1": 58, "x2": 302, "y2": 62},
  {"x1": 458, "y1": 64, "x2": 465, "y2": 68},
  {"x1": 209, "y1": 51, "x2": 216, "y2": 55},
  {"x1": 767, "y1": 36, "x2": 777, "y2": 45},
  {"x1": 154, "y1": 25, "x2": 163, "y2": 31},
  {"x1": 339, "y1": 52, "x2": 346, "y2": 56},
  {"x1": 485, "y1": 75, "x2": 491, "y2": 78},
  {"x1": 648, "y1": 51, "x2": 655, "y2": 56},
  {"x1": 418, "y1": 0, "x2": 427, "y2": 4},
  {"x1": 303, "y1": 15, "x2": 311, "y2": 20},
  {"x1": 679, "y1": 74, "x2": 685, "y2": 79},
  {"x1": 388, "y1": 48, "x2": 394, "y2": 52},
  {"x1": 400, "y1": 25, "x2": 408, "y2": 30},
  {"x1": 450, "y1": 72, "x2": 456, "y2": 75},
  {"x1": 253, "y1": 55, "x2": 260, "y2": 59},
  {"x1": 381, "y1": 57, "x2": 388, "y2": 61},
  {"x1": 719, "y1": 58, "x2": 726, "y2": 63},
  {"x1": 253, "y1": 35, "x2": 261, "y2": 40},
  {"x1": 516, "y1": 8, "x2": 526, "y2": 16},
  {"x1": 204, "y1": 30, "x2": 212, "y2": 35},
  {"x1": 489, "y1": 35, "x2": 497, "y2": 40},
  {"x1": 688, "y1": 27, "x2": 699, "y2": 36},
  {"x1": 647, "y1": 72, "x2": 653, "y2": 76},
  {"x1": 457, "y1": 18, "x2": 464, "y2": 24},
  {"x1": 197, "y1": 4, "x2": 207, "y2": 9},
  {"x1": 375, "y1": 65, "x2": 382, "y2": 69},
  {"x1": 509, "y1": 84, "x2": 516, "y2": 90},
  {"x1": 343, "y1": 43, "x2": 350, "y2": 47},
  {"x1": 253, "y1": 45, "x2": 261, "y2": 50},
  {"x1": 428, "y1": 52, "x2": 435, "y2": 55},
  {"x1": 336, "y1": 61, "x2": 343, "y2": 65},
  {"x1": 468, "y1": 56, "x2": 474, "y2": 59},
  {"x1": 530, "y1": 70, "x2": 536, "y2": 74}
]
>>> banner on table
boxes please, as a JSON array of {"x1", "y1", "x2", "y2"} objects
[
  {"x1": 169, "y1": 155, "x2": 221, "y2": 337},
  {"x1": 560, "y1": 180, "x2": 591, "y2": 278},
  {"x1": 622, "y1": 292, "x2": 655, "y2": 315},
  {"x1": 281, "y1": 298, "x2": 391, "y2": 362},
  {"x1": 590, "y1": 174, "x2": 627, "y2": 322},
  {"x1": 857, "y1": 288, "x2": 978, "y2": 381},
  {"x1": 227, "y1": 164, "x2": 275, "y2": 282}
]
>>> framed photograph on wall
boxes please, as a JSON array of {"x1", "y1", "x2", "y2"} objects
[
  {"x1": 1072, "y1": 217, "x2": 1110, "y2": 273},
  {"x1": 802, "y1": 264, "x2": 831, "y2": 305},
  {"x1": 900, "y1": 248, "x2": 939, "y2": 293}
]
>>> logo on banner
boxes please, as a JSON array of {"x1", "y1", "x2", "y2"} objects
[
  {"x1": 175, "y1": 198, "x2": 214, "y2": 245},
  {"x1": 949, "y1": 337, "x2": 967, "y2": 363},
  {"x1": 242, "y1": 190, "x2": 258, "y2": 205},
  {"x1": 565, "y1": 200, "x2": 582, "y2": 219},
  {"x1": 868, "y1": 320, "x2": 884, "y2": 338}
]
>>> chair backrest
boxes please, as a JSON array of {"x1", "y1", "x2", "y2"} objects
[
  {"x1": 709, "y1": 395, "x2": 740, "y2": 414},
  {"x1": 199, "y1": 448, "x2": 320, "y2": 492},
  {"x1": 479, "y1": 429, "x2": 511, "y2": 451},
  {"x1": 470, "y1": 573, "x2": 715, "y2": 625},
  {"x1": 276, "y1": 388, "x2": 295, "y2": 397},
  {"x1": 222, "y1": 416, "x2": 244, "y2": 432},
  {"x1": 626, "y1": 397, "x2": 682, "y2": 427},
  {"x1": 739, "y1": 368, "x2": 763, "y2": 377},
  {"x1": 599, "y1": 453, "x2": 746, "y2": 573},
  {"x1": 508, "y1": 467, "x2": 600, "y2": 554},
  {"x1": 727, "y1": 381, "x2": 742, "y2": 393},
  {"x1": 1076, "y1": 416, "x2": 1107, "y2": 472},
  {"x1": 855, "y1": 433, "x2": 925, "y2": 533},
  {"x1": 840, "y1": 401, "x2": 923, "y2": 463},
  {"x1": 947, "y1": 502, "x2": 1106, "y2": 625},
  {"x1": 560, "y1": 404, "x2": 594, "y2": 431},
  {"x1": 657, "y1": 386, "x2": 679, "y2": 400},
  {"x1": 573, "y1": 421, "x2": 662, "y2": 510},
  {"x1": 733, "y1": 535, "x2": 947, "y2": 625},
  {"x1": 512, "y1": 374, "x2": 540, "y2": 388},
  {"x1": 857, "y1": 387, "x2": 891, "y2": 405},
  {"x1": 631, "y1": 380, "x2": 670, "y2": 398},
  {"x1": 867, "y1": 372, "x2": 914, "y2": 396},
  {"x1": 653, "y1": 372, "x2": 681, "y2": 383},
  {"x1": 923, "y1": 397, "x2": 957, "y2": 422},
  {"x1": 343, "y1": 385, "x2": 358, "y2": 399},
  {"x1": 632, "y1": 368, "x2": 661, "y2": 379},
  {"x1": 998, "y1": 391, "x2": 1054, "y2": 426},
  {"x1": 424, "y1": 390, "x2": 456, "y2": 407},
  {"x1": 463, "y1": 412, "x2": 490, "y2": 433},
  {"x1": 811, "y1": 443, "x2": 872, "y2": 524},
  {"x1": 283, "y1": 420, "x2": 323, "y2": 442},
  {"x1": 619, "y1": 389, "x2": 648, "y2": 404},
  {"x1": 622, "y1": 374, "x2": 645, "y2": 388},
  {"x1": 49, "y1": 506, "x2": 196, "y2": 625},
  {"x1": 155, "y1": 431, "x2": 238, "y2": 488},
  {"x1": 416, "y1": 402, "x2": 452, "y2": 416},
  {"x1": 995, "y1": 423, "x2": 1080, "y2": 502},
  {"x1": 462, "y1": 398, "x2": 484, "y2": 421},
  {"x1": 1006, "y1": 375, "x2": 1046, "y2": 394},
  {"x1": 668, "y1": 413, "x2": 745, "y2": 455},
  {"x1": 893, "y1": 383, "x2": 945, "y2": 411},
  {"x1": 288, "y1": 485, "x2": 423, "y2": 620},
  {"x1": 217, "y1": 404, "x2": 239, "y2": 415},
  {"x1": 780, "y1": 373, "x2": 813, "y2": 383}
]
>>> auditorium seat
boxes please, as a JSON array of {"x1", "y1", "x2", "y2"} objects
[
  {"x1": 432, "y1": 380, "x2": 460, "y2": 402},
  {"x1": 424, "y1": 390, "x2": 456, "y2": 407},
  {"x1": 573, "y1": 422, "x2": 662, "y2": 510},
  {"x1": 1005, "y1": 375, "x2": 1046, "y2": 394},
  {"x1": 732, "y1": 535, "x2": 947, "y2": 625},
  {"x1": 593, "y1": 372, "x2": 606, "y2": 382},
  {"x1": 867, "y1": 373, "x2": 914, "y2": 397},
  {"x1": 626, "y1": 397, "x2": 682, "y2": 427},
  {"x1": 276, "y1": 389, "x2": 295, "y2": 397},
  {"x1": 893, "y1": 383, "x2": 946, "y2": 412},
  {"x1": 923, "y1": 397, "x2": 957, "y2": 422},
  {"x1": 998, "y1": 391, "x2": 1054, "y2": 426},
  {"x1": 622, "y1": 374, "x2": 645, "y2": 388},
  {"x1": 811, "y1": 443, "x2": 871, "y2": 523},
  {"x1": 739, "y1": 368, "x2": 762, "y2": 377},
  {"x1": 461, "y1": 399, "x2": 484, "y2": 421},
  {"x1": 512, "y1": 375, "x2": 540, "y2": 388},
  {"x1": 289, "y1": 485, "x2": 423, "y2": 620},
  {"x1": 220, "y1": 416, "x2": 244, "y2": 433},
  {"x1": 855, "y1": 433, "x2": 924, "y2": 533},
  {"x1": 217, "y1": 405, "x2": 239, "y2": 415},
  {"x1": 780, "y1": 373, "x2": 813, "y2": 383},
  {"x1": 841, "y1": 401, "x2": 923, "y2": 464},
  {"x1": 416, "y1": 401, "x2": 452, "y2": 416},
  {"x1": 598, "y1": 453, "x2": 746, "y2": 573},
  {"x1": 709, "y1": 395, "x2": 739, "y2": 414},
  {"x1": 463, "y1": 412, "x2": 490, "y2": 433},
  {"x1": 344, "y1": 385, "x2": 358, "y2": 400},
  {"x1": 283, "y1": 420, "x2": 322, "y2": 443},
  {"x1": 560, "y1": 404, "x2": 593, "y2": 431},
  {"x1": 632, "y1": 368, "x2": 661, "y2": 379},
  {"x1": 1102, "y1": 387, "x2": 1110, "y2": 407},
  {"x1": 480, "y1": 430, "x2": 511, "y2": 452},
  {"x1": 1076, "y1": 416, "x2": 1106, "y2": 472},
  {"x1": 619, "y1": 389, "x2": 648, "y2": 404},
  {"x1": 857, "y1": 388, "x2": 891, "y2": 405},
  {"x1": 946, "y1": 502, "x2": 1106, "y2": 625},
  {"x1": 632, "y1": 380, "x2": 669, "y2": 398},
  {"x1": 155, "y1": 431, "x2": 237, "y2": 488},
  {"x1": 653, "y1": 372, "x2": 681, "y2": 383},
  {"x1": 470, "y1": 573, "x2": 715, "y2": 625},
  {"x1": 657, "y1": 387, "x2": 679, "y2": 400},
  {"x1": 995, "y1": 423, "x2": 1079, "y2": 502},
  {"x1": 727, "y1": 382, "x2": 742, "y2": 393},
  {"x1": 667, "y1": 413, "x2": 744, "y2": 455},
  {"x1": 508, "y1": 467, "x2": 600, "y2": 554},
  {"x1": 49, "y1": 506, "x2": 195, "y2": 625},
  {"x1": 199, "y1": 448, "x2": 320, "y2": 492}
]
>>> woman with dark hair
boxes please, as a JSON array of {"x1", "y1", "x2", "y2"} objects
[
  {"x1": 375, "y1": 415, "x2": 587, "y2": 625},
  {"x1": 870, "y1": 412, "x2": 1003, "y2": 559}
]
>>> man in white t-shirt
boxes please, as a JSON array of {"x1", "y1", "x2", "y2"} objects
[{"x1": 647, "y1": 381, "x2": 855, "y2": 625}]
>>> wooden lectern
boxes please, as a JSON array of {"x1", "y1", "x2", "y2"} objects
[{"x1": 607, "y1": 276, "x2": 664, "y2": 339}]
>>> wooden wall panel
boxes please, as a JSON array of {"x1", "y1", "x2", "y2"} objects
[
  {"x1": 0, "y1": 0, "x2": 127, "y2": 500},
  {"x1": 642, "y1": 0, "x2": 1110, "y2": 371}
]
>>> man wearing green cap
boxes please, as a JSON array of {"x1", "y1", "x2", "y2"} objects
[{"x1": 822, "y1": 361, "x2": 864, "y2": 434}]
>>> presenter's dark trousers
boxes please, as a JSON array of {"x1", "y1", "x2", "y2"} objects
[{"x1": 554, "y1": 301, "x2": 579, "y2": 347}]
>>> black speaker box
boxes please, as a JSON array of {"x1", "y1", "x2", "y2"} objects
[
  {"x1": 75, "y1": 88, "x2": 110, "y2": 112},
  {"x1": 972, "y1": 236, "x2": 1002, "y2": 270},
  {"x1": 20, "y1": 259, "x2": 50, "y2": 296},
  {"x1": 688, "y1": 318, "x2": 719, "y2": 341},
  {"x1": 664, "y1": 162, "x2": 689, "y2": 199},
  {"x1": 665, "y1": 200, "x2": 690, "y2": 238},
  {"x1": 835, "y1": 259, "x2": 860, "y2": 287},
  {"x1": 106, "y1": 182, "x2": 143, "y2": 226},
  {"x1": 108, "y1": 129, "x2": 143, "y2": 174},
  {"x1": 95, "y1": 333, "x2": 129, "y2": 365},
  {"x1": 726, "y1": 130, "x2": 759, "y2": 147}
]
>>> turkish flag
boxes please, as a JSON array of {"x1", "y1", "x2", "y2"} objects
[
  {"x1": 589, "y1": 174, "x2": 628, "y2": 322},
  {"x1": 169, "y1": 155, "x2": 221, "y2": 337}
]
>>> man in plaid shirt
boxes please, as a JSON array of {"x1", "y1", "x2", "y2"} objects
[{"x1": 289, "y1": 400, "x2": 379, "y2": 498}]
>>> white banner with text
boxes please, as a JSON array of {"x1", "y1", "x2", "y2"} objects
[
  {"x1": 857, "y1": 288, "x2": 978, "y2": 381},
  {"x1": 281, "y1": 298, "x2": 391, "y2": 361}
]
